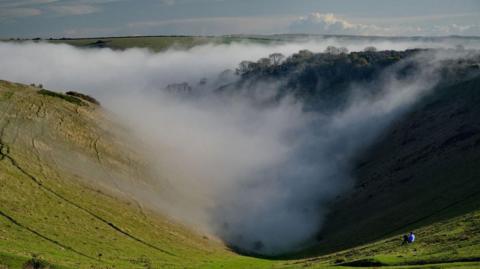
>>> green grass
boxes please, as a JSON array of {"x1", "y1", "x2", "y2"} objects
[
  {"x1": 0, "y1": 80, "x2": 479, "y2": 268},
  {"x1": 299, "y1": 209, "x2": 480, "y2": 268},
  {"x1": 0, "y1": 91, "x2": 13, "y2": 101}
]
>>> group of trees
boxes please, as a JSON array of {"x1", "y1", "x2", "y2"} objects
[
  {"x1": 30, "y1": 83, "x2": 43, "y2": 89},
  {"x1": 165, "y1": 82, "x2": 193, "y2": 93},
  {"x1": 324, "y1": 46, "x2": 349, "y2": 55},
  {"x1": 236, "y1": 46, "x2": 380, "y2": 76},
  {"x1": 236, "y1": 53, "x2": 286, "y2": 75},
  {"x1": 228, "y1": 46, "x2": 426, "y2": 111}
]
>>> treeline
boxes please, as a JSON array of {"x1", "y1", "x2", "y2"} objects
[
  {"x1": 164, "y1": 46, "x2": 479, "y2": 113},
  {"x1": 229, "y1": 46, "x2": 419, "y2": 109},
  {"x1": 235, "y1": 46, "x2": 383, "y2": 76},
  {"x1": 227, "y1": 46, "x2": 480, "y2": 111}
]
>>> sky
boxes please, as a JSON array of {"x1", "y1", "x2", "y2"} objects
[{"x1": 0, "y1": 0, "x2": 479, "y2": 38}]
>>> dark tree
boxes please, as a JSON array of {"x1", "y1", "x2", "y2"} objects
[
  {"x1": 269, "y1": 53, "x2": 285, "y2": 65},
  {"x1": 325, "y1": 46, "x2": 348, "y2": 55},
  {"x1": 236, "y1": 60, "x2": 254, "y2": 75}
]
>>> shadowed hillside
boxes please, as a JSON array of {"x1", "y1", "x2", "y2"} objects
[
  {"x1": 218, "y1": 48, "x2": 480, "y2": 265},
  {"x1": 309, "y1": 74, "x2": 480, "y2": 257}
]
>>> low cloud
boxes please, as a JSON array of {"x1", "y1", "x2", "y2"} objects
[{"x1": 0, "y1": 39, "x2": 476, "y2": 255}]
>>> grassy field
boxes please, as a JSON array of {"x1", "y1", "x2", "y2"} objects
[
  {"x1": 3, "y1": 34, "x2": 478, "y2": 53},
  {"x1": 1, "y1": 35, "x2": 282, "y2": 52},
  {"x1": 0, "y1": 80, "x2": 479, "y2": 268},
  {"x1": 44, "y1": 36, "x2": 279, "y2": 52}
]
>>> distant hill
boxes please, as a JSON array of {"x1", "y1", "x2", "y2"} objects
[
  {"x1": 4, "y1": 34, "x2": 479, "y2": 52},
  {"x1": 41, "y1": 36, "x2": 278, "y2": 52}
]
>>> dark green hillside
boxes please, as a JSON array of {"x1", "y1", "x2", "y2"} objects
[
  {"x1": 222, "y1": 48, "x2": 480, "y2": 266},
  {"x1": 308, "y1": 72, "x2": 480, "y2": 256}
]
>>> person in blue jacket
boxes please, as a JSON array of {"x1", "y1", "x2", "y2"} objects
[
  {"x1": 408, "y1": 232, "x2": 415, "y2": 243},
  {"x1": 402, "y1": 231, "x2": 416, "y2": 245}
]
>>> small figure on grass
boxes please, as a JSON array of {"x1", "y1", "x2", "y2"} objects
[{"x1": 402, "y1": 231, "x2": 415, "y2": 245}]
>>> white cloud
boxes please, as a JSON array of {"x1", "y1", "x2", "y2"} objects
[
  {"x1": 127, "y1": 16, "x2": 293, "y2": 35},
  {"x1": 159, "y1": 0, "x2": 176, "y2": 6},
  {"x1": 0, "y1": 0, "x2": 120, "y2": 18},
  {"x1": 289, "y1": 12, "x2": 378, "y2": 35},
  {"x1": 288, "y1": 12, "x2": 480, "y2": 37},
  {"x1": 0, "y1": 0, "x2": 56, "y2": 19},
  {"x1": 430, "y1": 24, "x2": 480, "y2": 36},
  {"x1": 62, "y1": 26, "x2": 121, "y2": 37},
  {"x1": 0, "y1": 0, "x2": 59, "y2": 8},
  {"x1": 0, "y1": 7, "x2": 42, "y2": 18},
  {"x1": 49, "y1": 4, "x2": 100, "y2": 15}
]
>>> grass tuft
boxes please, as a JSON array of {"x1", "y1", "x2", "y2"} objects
[
  {"x1": 0, "y1": 92, "x2": 13, "y2": 101},
  {"x1": 22, "y1": 254, "x2": 53, "y2": 269}
]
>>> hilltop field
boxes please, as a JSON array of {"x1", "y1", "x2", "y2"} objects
[
  {"x1": 3, "y1": 35, "x2": 279, "y2": 52},
  {"x1": 3, "y1": 34, "x2": 478, "y2": 52}
]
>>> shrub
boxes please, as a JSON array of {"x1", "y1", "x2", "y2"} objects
[
  {"x1": 0, "y1": 91, "x2": 14, "y2": 101},
  {"x1": 66, "y1": 91, "x2": 101, "y2": 105},
  {"x1": 22, "y1": 255, "x2": 53, "y2": 269},
  {"x1": 38, "y1": 89, "x2": 85, "y2": 106},
  {"x1": 29, "y1": 83, "x2": 43, "y2": 89}
]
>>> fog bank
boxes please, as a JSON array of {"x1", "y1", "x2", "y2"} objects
[{"x1": 0, "y1": 38, "x2": 475, "y2": 254}]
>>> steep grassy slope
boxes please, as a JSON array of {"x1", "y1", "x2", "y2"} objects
[
  {"x1": 290, "y1": 208, "x2": 480, "y2": 268},
  {"x1": 0, "y1": 80, "x2": 281, "y2": 269},
  {"x1": 305, "y1": 74, "x2": 480, "y2": 257}
]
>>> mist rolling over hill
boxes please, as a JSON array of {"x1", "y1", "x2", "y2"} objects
[{"x1": 1, "y1": 30, "x2": 480, "y2": 268}]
